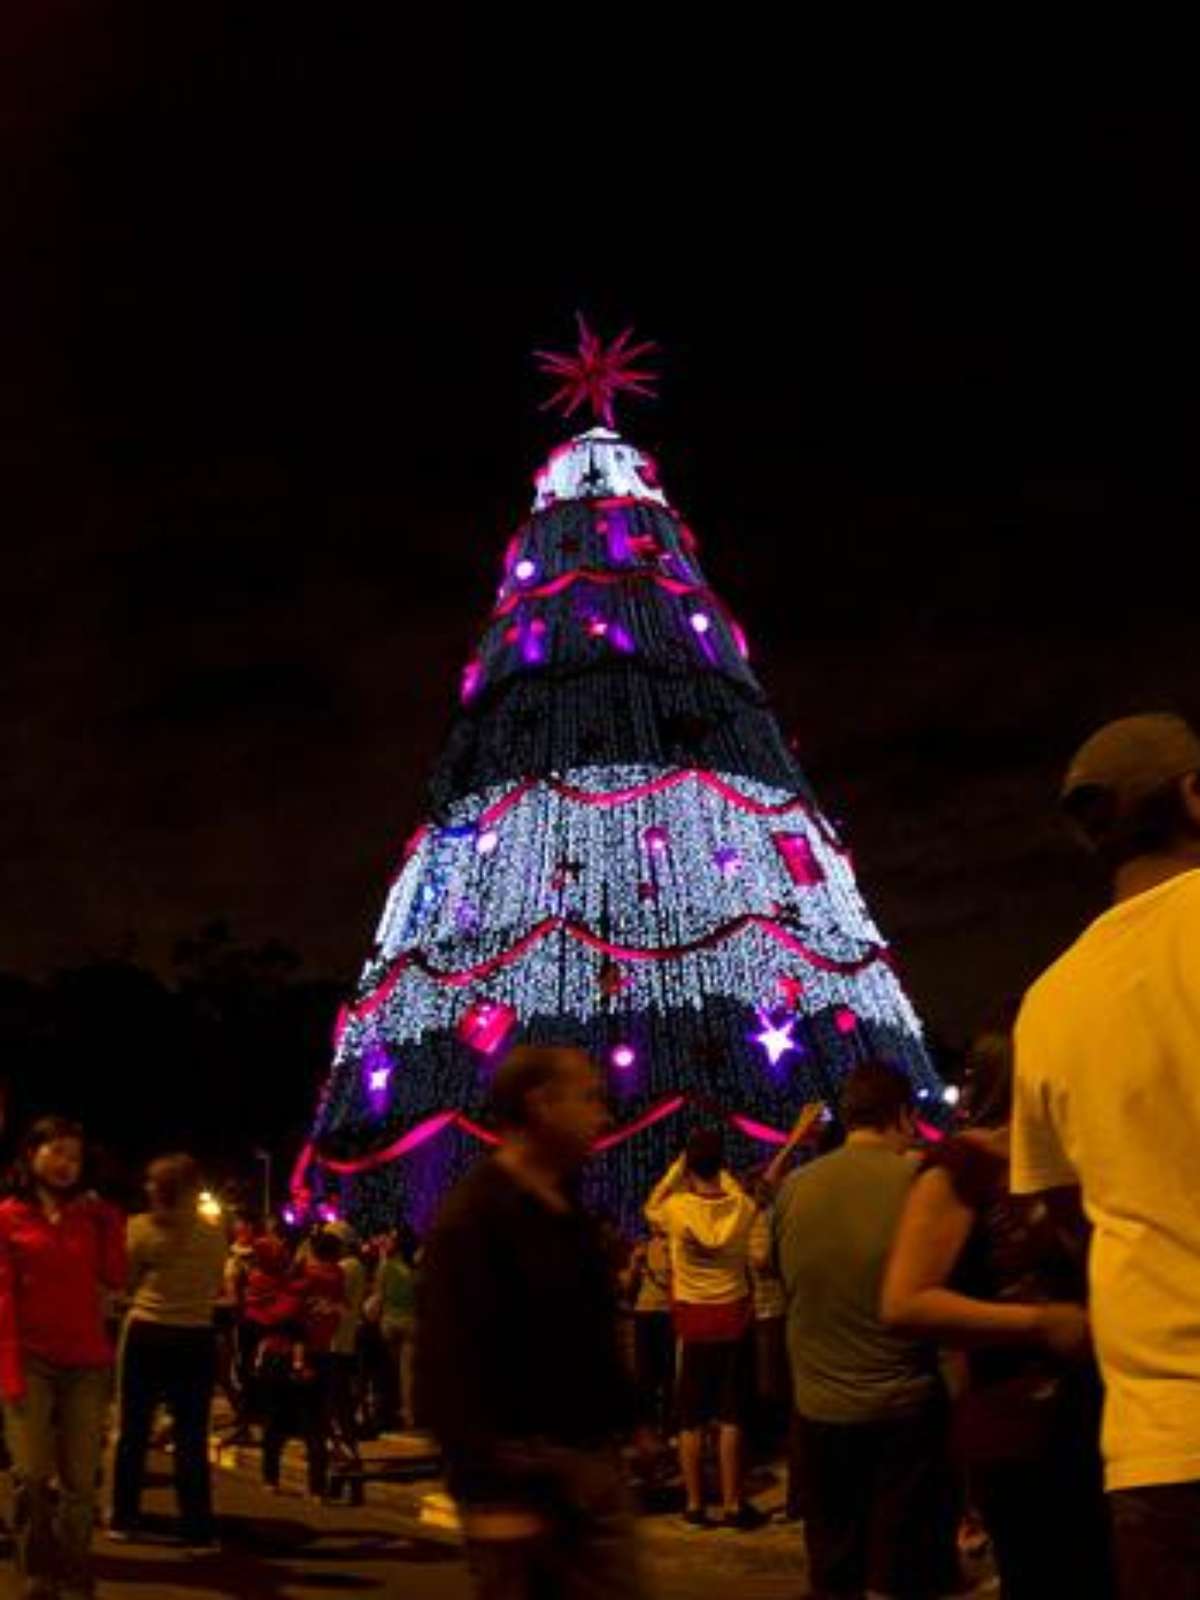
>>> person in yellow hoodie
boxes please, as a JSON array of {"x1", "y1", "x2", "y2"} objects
[{"x1": 645, "y1": 1114, "x2": 814, "y2": 1532}]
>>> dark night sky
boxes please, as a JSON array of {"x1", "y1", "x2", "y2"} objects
[{"x1": 2, "y1": 10, "x2": 1197, "y2": 1042}]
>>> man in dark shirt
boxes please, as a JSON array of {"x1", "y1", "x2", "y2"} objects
[{"x1": 417, "y1": 1043, "x2": 645, "y2": 1598}]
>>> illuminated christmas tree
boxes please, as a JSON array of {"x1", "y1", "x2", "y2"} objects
[{"x1": 293, "y1": 320, "x2": 942, "y2": 1231}]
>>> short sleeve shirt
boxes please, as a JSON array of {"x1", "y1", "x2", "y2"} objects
[{"x1": 1013, "y1": 869, "x2": 1200, "y2": 1491}]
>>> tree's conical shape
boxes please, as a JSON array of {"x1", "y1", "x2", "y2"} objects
[{"x1": 295, "y1": 426, "x2": 942, "y2": 1232}]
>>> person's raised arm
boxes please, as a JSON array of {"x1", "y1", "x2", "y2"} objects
[
  {"x1": 760, "y1": 1103, "x2": 823, "y2": 1198},
  {"x1": 644, "y1": 1153, "x2": 687, "y2": 1228}
]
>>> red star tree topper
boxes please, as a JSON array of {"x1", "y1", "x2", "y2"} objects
[{"x1": 535, "y1": 313, "x2": 659, "y2": 428}]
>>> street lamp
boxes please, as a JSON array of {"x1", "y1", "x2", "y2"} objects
[{"x1": 254, "y1": 1148, "x2": 272, "y2": 1222}]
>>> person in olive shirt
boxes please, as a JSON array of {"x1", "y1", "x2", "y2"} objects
[
  {"x1": 773, "y1": 1062, "x2": 956, "y2": 1600},
  {"x1": 110, "y1": 1153, "x2": 227, "y2": 1549},
  {"x1": 417, "y1": 1044, "x2": 645, "y2": 1599}
]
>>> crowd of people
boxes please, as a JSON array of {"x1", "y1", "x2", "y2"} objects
[
  {"x1": 415, "y1": 711, "x2": 1200, "y2": 1600},
  {"x1": 0, "y1": 709, "x2": 1197, "y2": 1600},
  {"x1": 0, "y1": 1126, "x2": 419, "y2": 1598}
]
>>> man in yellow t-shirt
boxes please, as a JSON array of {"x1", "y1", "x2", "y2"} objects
[{"x1": 1012, "y1": 712, "x2": 1200, "y2": 1600}]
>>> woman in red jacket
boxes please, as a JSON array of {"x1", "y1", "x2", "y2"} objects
[{"x1": 0, "y1": 1115, "x2": 127, "y2": 1600}]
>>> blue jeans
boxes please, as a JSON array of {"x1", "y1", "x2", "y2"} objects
[{"x1": 3, "y1": 1355, "x2": 111, "y2": 1599}]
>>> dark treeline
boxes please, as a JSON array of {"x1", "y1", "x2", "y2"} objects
[{"x1": 0, "y1": 921, "x2": 342, "y2": 1207}]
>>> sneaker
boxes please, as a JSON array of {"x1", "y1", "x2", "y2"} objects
[
  {"x1": 720, "y1": 1503, "x2": 768, "y2": 1532},
  {"x1": 680, "y1": 1508, "x2": 713, "y2": 1530}
]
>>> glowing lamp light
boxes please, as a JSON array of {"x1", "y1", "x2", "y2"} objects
[
  {"x1": 689, "y1": 611, "x2": 712, "y2": 634},
  {"x1": 514, "y1": 557, "x2": 537, "y2": 582},
  {"x1": 282, "y1": 1205, "x2": 297, "y2": 1226},
  {"x1": 835, "y1": 1007, "x2": 858, "y2": 1035},
  {"x1": 318, "y1": 1201, "x2": 340, "y2": 1224},
  {"x1": 458, "y1": 998, "x2": 518, "y2": 1057},
  {"x1": 943, "y1": 1084, "x2": 961, "y2": 1106},
  {"x1": 607, "y1": 623, "x2": 636, "y2": 654},
  {"x1": 586, "y1": 617, "x2": 609, "y2": 638},
  {"x1": 197, "y1": 1190, "x2": 222, "y2": 1222},
  {"x1": 476, "y1": 828, "x2": 500, "y2": 856},
  {"x1": 610, "y1": 1044, "x2": 636, "y2": 1070},
  {"x1": 753, "y1": 1009, "x2": 797, "y2": 1067},
  {"x1": 367, "y1": 1064, "x2": 392, "y2": 1093},
  {"x1": 642, "y1": 824, "x2": 670, "y2": 856}
]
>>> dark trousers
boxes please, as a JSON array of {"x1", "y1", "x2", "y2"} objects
[
  {"x1": 750, "y1": 1316, "x2": 790, "y2": 1454},
  {"x1": 785, "y1": 1409, "x2": 807, "y2": 1520},
  {"x1": 233, "y1": 1320, "x2": 264, "y2": 1422},
  {"x1": 795, "y1": 1400, "x2": 958, "y2": 1600},
  {"x1": 327, "y1": 1351, "x2": 361, "y2": 1459},
  {"x1": 632, "y1": 1314, "x2": 675, "y2": 1434},
  {"x1": 358, "y1": 1320, "x2": 390, "y2": 1432},
  {"x1": 1111, "y1": 1481, "x2": 1200, "y2": 1600},
  {"x1": 260, "y1": 1360, "x2": 332, "y2": 1498},
  {"x1": 972, "y1": 1446, "x2": 1112, "y2": 1598},
  {"x1": 112, "y1": 1321, "x2": 217, "y2": 1542},
  {"x1": 463, "y1": 1444, "x2": 645, "y2": 1600}
]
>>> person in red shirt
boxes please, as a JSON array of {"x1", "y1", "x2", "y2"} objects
[
  {"x1": 258, "y1": 1231, "x2": 345, "y2": 1499},
  {"x1": 0, "y1": 1115, "x2": 126, "y2": 1600}
]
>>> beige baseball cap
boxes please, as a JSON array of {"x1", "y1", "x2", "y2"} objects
[{"x1": 1062, "y1": 713, "x2": 1200, "y2": 815}]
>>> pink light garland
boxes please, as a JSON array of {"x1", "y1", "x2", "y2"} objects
[
  {"x1": 489, "y1": 570, "x2": 752, "y2": 660},
  {"x1": 349, "y1": 911, "x2": 891, "y2": 1025},
  {"x1": 390, "y1": 770, "x2": 844, "y2": 886},
  {"x1": 319, "y1": 1112, "x2": 458, "y2": 1174},
  {"x1": 295, "y1": 1093, "x2": 944, "y2": 1188},
  {"x1": 494, "y1": 566, "x2": 705, "y2": 616},
  {"x1": 729, "y1": 1113, "x2": 789, "y2": 1146},
  {"x1": 593, "y1": 1094, "x2": 686, "y2": 1152},
  {"x1": 477, "y1": 769, "x2": 844, "y2": 840}
]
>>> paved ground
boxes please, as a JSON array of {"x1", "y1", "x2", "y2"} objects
[
  {"x1": 0, "y1": 1434, "x2": 995, "y2": 1598},
  {"x1": 0, "y1": 1442, "x2": 814, "y2": 1599},
  {"x1": 4, "y1": 1463, "x2": 470, "y2": 1600}
]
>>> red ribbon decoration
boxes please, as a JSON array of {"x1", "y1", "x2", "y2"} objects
[
  {"x1": 349, "y1": 912, "x2": 890, "y2": 1027},
  {"x1": 392, "y1": 768, "x2": 845, "y2": 882},
  {"x1": 294, "y1": 1094, "x2": 943, "y2": 1188}
]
